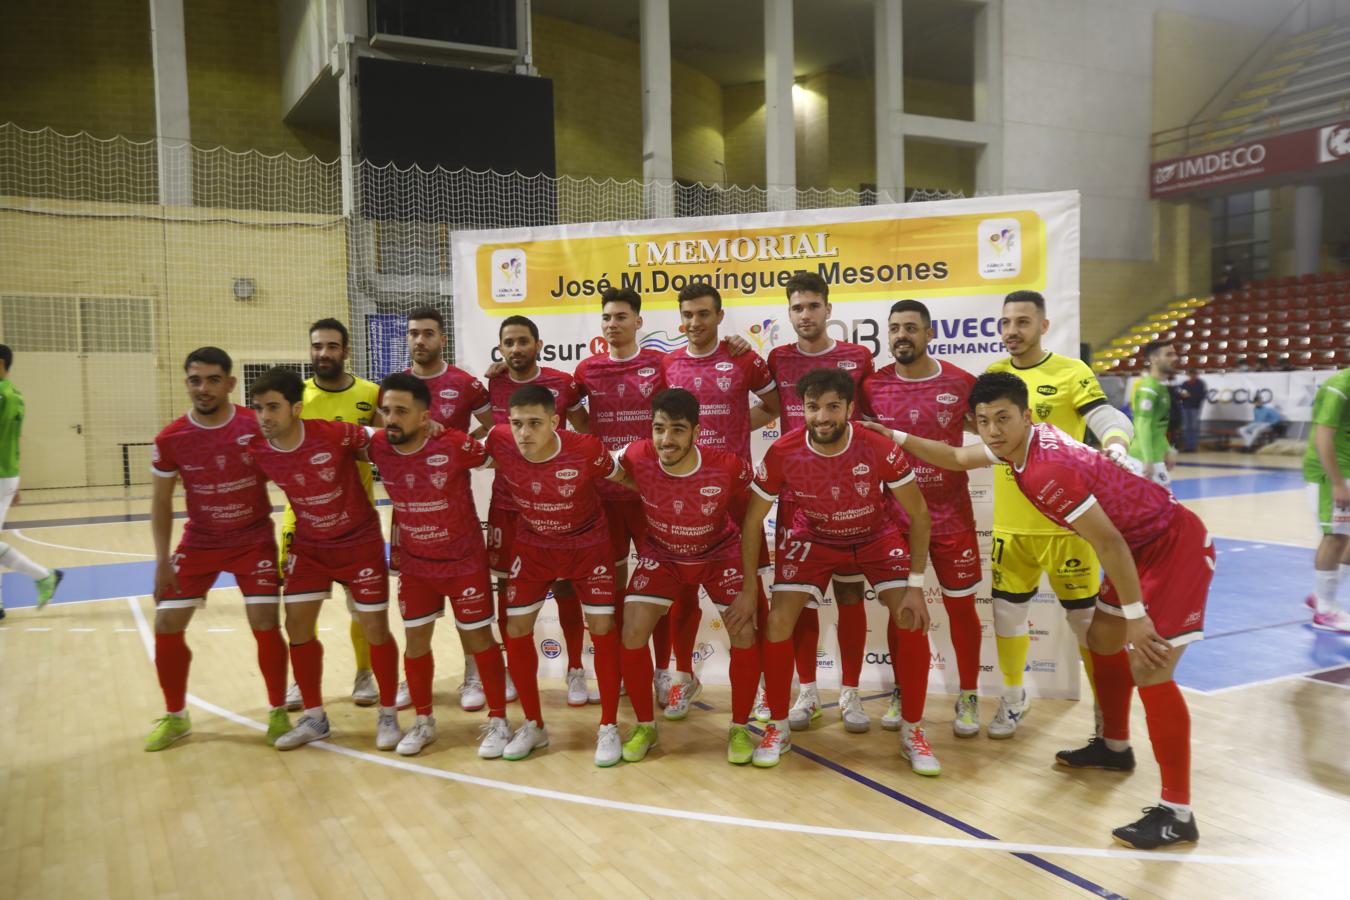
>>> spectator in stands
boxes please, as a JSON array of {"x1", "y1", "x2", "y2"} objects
[
  {"x1": 1239, "y1": 396, "x2": 1282, "y2": 451},
  {"x1": 1212, "y1": 262, "x2": 1242, "y2": 293},
  {"x1": 1177, "y1": 371, "x2": 1206, "y2": 452}
]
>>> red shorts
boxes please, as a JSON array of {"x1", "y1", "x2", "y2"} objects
[
  {"x1": 604, "y1": 494, "x2": 648, "y2": 566},
  {"x1": 284, "y1": 538, "x2": 389, "y2": 610},
  {"x1": 929, "y1": 529, "x2": 983, "y2": 597},
  {"x1": 507, "y1": 539, "x2": 615, "y2": 615},
  {"x1": 774, "y1": 528, "x2": 911, "y2": 603},
  {"x1": 398, "y1": 566, "x2": 494, "y2": 630},
  {"x1": 625, "y1": 552, "x2": 742, "y2": 610},
  {"x1": 487, "y1": 505, "x2": 515, "y2": 578},
  {"x1": 1098, "y1": 507, "x2": 1215, "y2": 645},
  {"x1": 775, "y1": 496, "x2": 863, "y2": 608},
  {"x1": 158, "y1": 539, "x2": 281, "y2": 608}
]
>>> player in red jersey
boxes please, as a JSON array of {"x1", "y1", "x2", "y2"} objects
[
  {"x1": 767, "y1": 271, "x2": 876, "y2": 733},
  {"x1": 870, "y1": 370, "x2": 1214, "y2": 848},
  {"x1": 144, "y1": 347, "x2": 290, "y2": 751},
  {"x1": 860, "y1": 299, "x2": 984, "y2": 738},
  {"x1": 739, "y1": 369, "x2": 937, "y2": 774},
  {"x1": 611, "y1": 388, "x2": 763, "y2": 764},
  {"x1": 483, "y1": 384, "x2": 632, "y2": 766},
  {"x1": 368, "y1": 372, "x2": 512, "y2": 757},
  {"x1": 246, "y1": 368, "x2": 404, "y2": 752},
  {"x1": 660, "y1": 282, "x2": 779, "y2": 717}
]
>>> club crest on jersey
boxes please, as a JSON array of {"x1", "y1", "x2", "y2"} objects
[
  {"x1": 310, "y1": 451, "x2": 333, "y2": 465},
  {"x1": 1035, "y1": 402, "x2": 1052, "y2": 419},
  {"x1": 531, "y1": 481, "x2": 542, "y2": 495},
  {"x1": 700, "y1": 500, "x2": 717, "y2": 516},
  {"x1": 616, "y1": 383, "x2": 626, "y2": 396},
  {"x1": 293, "y1": 473, "x2": 307, "y2": 486},
  {"x1": 215, "y1": 454, "x2": 227, "y2": 470},
  {"x1": 855, "y1": 481, "x2": 871, "y2": 498},
  {"x1": 439, "y1": 388, "x2": 460, "y2": 399},
  {"x1": 403, "y1": 473, "x2": 416, "y2": 490},
  {"x1": 430, "y1": 471, "x2": 448, "y2": 489},
  {"x1": 936, "y1": 392, "x2": 959, "y2": 405},
  {"x1": 439, "y1": 404, "x2": 456, "y2": 418},
  {"x1": 851, "y1": 463, "x2": 870, "y2": 476},
  {"x1": 782, "y1": 563, "x2": 798, "y2": 580},
  {"x1": 830, "y1": 485, "x2": 841, "y2": 500},
  {"x1": 937, "y1": 411, "x2": 953, "y2": 428},
  {"x1": 558, "y1": 483, "x2": 576, "y2": 498},
  {"x1": 699, "y1": 485, "x2": 721, "y2": 496},
  {"x1": 716, "y1": 376, "x2": 732, "y2": 392},
  {"x1": 908, "y1": 409, "x2": 920, "y2": 424},
  {"x1": 638, "y1": 381, "x2": 654, "y2": 398},
  {"x1": 427, "y1": 454, "x2": 450, "y2": 467},
  {"x1": 694, "y1": 376, "x2": 703, "y2": 390},
  {"x1": 556, "y1": 468, "x2": 579, "y2": 480},
  {"x1": 673, "y1": 499, "x2": 685, "y2": 514},
  {"x1": 631, "y1": 574, "x2": 650, "y2": 591},
  {"x1": 317, "y1": 467, "x2": 337, "y2": 483}
]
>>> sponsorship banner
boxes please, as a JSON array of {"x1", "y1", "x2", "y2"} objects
[
  {"x1": 455, "y1": 192, "x2": 1084, "y2": 699},
  {"x1": 1128, "y1": 370, "x2": 1341, "y2": 423},
  {"x1": 1150, "y1": 119, "x2": 1350, "y2": 198}
]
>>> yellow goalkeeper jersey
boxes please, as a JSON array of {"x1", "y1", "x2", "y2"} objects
[{"x1": 985, "y1": 352, "x2": 1109, "y2": 535}]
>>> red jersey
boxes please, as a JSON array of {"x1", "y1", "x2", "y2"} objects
[
  {"x1": 487, "y1": 367, "x2": 584, "y2": 511},
  {"x1": 574, "y1": 348, "x2": 666, "y2": 498},
  {"x1": 860, "y1": 359, "x2": 978, "y2": 534},
  {"x1": 246, "y1": 419, "x2": 381, "y2": 550},
  {"x1": 1001, "y1": 423, "x2": 1177, "y2": 549},
  {"x1": 768, "y1": 340, "x2": 875, "y2": 433},
  {"x1": 407, "y1": 363, "x2": 490, "y2": 433},
  {"x1": 151, "y1": 405, "x2": 273, "y2": 549},
  {"x1": 618, "y1": 440, "x2": 752, "y2": 561},
  {"x1": 753, "y1": 424, "x2": 914, "y2": 546},
  {"x1": 367, "y1": 428, "x2": 487, "y2": 578},
  {"x1": 484, "y1": 425, "x2": 616, "y2": 549},
  {"x1": 661, "y1": 344, "x2": 775, "y2": 460}
]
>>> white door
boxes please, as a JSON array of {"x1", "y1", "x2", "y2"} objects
[{"x1": 79, "y1": 297, "x2": 158, "y2": 486}]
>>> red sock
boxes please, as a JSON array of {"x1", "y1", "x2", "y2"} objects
[
  {"x1": 592, "y1": 629, "x2": 621, "y2": 725},
  {"x1": 155, "y1": 632, "x2": 191, "y2": 713},
  {"x1": 252, "y1": 627, "x2": 288, "y2": 709},
  {"x1": 555, "y1": 587, "x2": 585, "y2": 669},
  {"x1": 729, "y1": 644, "x2": 761, "y2": 725},
  {"x1": 793, "y1": 607, "x2": 819, "y2": 683},
  {"x1": 368, "y1": 636, "x2": 400, "y2": 708},
  {"x1": 837, "y1": 603, "x2": 867, "y2": 688},
  {"x1": 1091, "y1": 650, "x2": 1135, "y2": 741},
  {"x1": 764, "y1": 637, "x2": 795, "y2": 720},
  {"x1": 474, "y1": 645, "x2": 509, "y2": 718},
  {"x1": 1139, "y1": 681, "x2": 1192, "y2": 805},
  {"x1": 651, "y1": 614, "x2": 673, "y2": 670},
  {"x1": 942, "y1": 595, "x2": 983, "y2": 691},
  {"x1": 889, "y1": 622, "x2": 931, "y2": 723},
  {"x1": 289, "y1": 639, "x2": 324, "y2": 711},
  {"x1": 887, "y1": 617, "x2": 899, "y2": 663},
  {"x1": 673, "y1": 590, "x2": 702, "y2": 676},
  {"x1": 505, "y1": 633, "x2": 543, "y2": 725},
  {"x1": 622, "y1": 643, "x2": 656, "y2": 722},
  {"x1": 404, "y1": 650, "x2": 434, "y2": 716}
]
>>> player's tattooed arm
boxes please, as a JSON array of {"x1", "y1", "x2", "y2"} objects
[
  {"x1": 150, "y1": 470, "x2": 181, "y2": 599},
  {"x1": 1069, "y1": 504, "x2": 1170, "y2": 667},
  {"x1": 861, "y1": 420, "x2": 992, "y2": 470},
  {"x1": 749, "y1": 388, "x2": 781, "y2": 430}
]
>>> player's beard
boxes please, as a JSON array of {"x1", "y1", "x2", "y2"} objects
[
  {"x1": 314, "y1": 357, "x2": 343, "y2": 378},
  {"x1": 506, "y1": 352, "x2": 535, "y2": 373},
  {"x1": 808, "y1": 421, "x2": 846, "y2": 447},
  {"x1": 193, "y1": 398, "x2": 221, "y2": 416},
  {"x1": 411, "y1": 346, "x2": 438, "y2": 365},
  {"x1": 657, "y1": 442, "x2": 691, "y2": 468},
  {"x1": 892, "y1": 341, "x2": 921, "y2": 364},
  {"x1": 386, "y1": 426, "x2": 409, "y2": 444}
]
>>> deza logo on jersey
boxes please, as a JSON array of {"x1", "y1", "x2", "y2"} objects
[
  {"x1": 439, "y1": 389, "x2": 459, "y2": 399},
  {"x1": 936, "y1": 393, "x2": 959, "y2": 405},
  {"x1": 714, "y1": 362, "x2": 735, "y2": 372},
  {"x1": 309, "y1": 452, "x2": 333, "y2": 465},
  {"x1": 699, "y1": 485, "x2": 722, "y2": 496},
  {"x1": 638, "y1": 367, "x2": 657, "y2": 377},
  {"x1": 1036, "y1": 385, "x2": 1058, "y2": 396},
  {"x1": 426, "y1": 454, "x2": 450, "y2": 467},
  {"x1": 556, "y1": 468, "x2": 579, "y2": 480}
]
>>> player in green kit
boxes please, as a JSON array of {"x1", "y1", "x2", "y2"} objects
[
  {"x1": 0, "y1": 345, "x2": 64, "y2": 619},
  {"x1": 1303, "y1": 368, "x2": 1350, "y2": 633},
  {"x1": 1128, "y1": 340, "x2": 1177, "y2": 492}
]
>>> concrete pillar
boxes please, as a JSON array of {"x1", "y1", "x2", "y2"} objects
[
  {"x1": 874, "y1": 0, "x2": 903, "y2": 204},
  {"x1": 336, "y1": 37, "x2": 356, "y2": 218},
  {"x1": 640, "y1": 0, "x2": 675, "y2": 218},
  {"x1": 149, "y1": 0, "x2": 192, "y2": 206},
  {"x1": 764, "y1": 0, "x2": 796, "y2": 210},
  {"x1": 1294, "y1": 183, "x2": 1323, "y2": 275},
  {"x1": 973, "y1": 0, "x2": 1004, "y2": 193}
]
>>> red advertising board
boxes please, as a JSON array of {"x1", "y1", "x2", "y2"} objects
[{"x1": 1150, "y1": 120, "x2": 1350, "y2": 197}]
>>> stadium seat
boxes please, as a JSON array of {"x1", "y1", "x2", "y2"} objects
[
  {"x1": 1209, "y1": 353, "x2": 1231, "y2": 370},
  {"x1": 1315, "y1": 350, "x2": 1337, "y2": 367},
  {"x1": 1311, "y1": 335, "x2": 1335, "y2": 350},
  {"x1": 1291, "y1": 350, "x2": 1313, "y2": 367}
]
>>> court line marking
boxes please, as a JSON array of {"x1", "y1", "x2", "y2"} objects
[
  {"x1": 9, "y1": 529, "x2": 155, "y2": 558},
  {"x1": 121, "y1": 595, "x2": 1314, "y2": 870}
]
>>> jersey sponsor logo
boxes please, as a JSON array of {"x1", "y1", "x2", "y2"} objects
[
  {"x1": 293, "y1": 473, "x2": 307, "y2": 486},
  {"x1": 936, "y1": 392, "x2": 959, "y2": 405},
  {"x1": 722, "y1": 567, "x2": 737, "y2": 578},
  {"x1": 359, "y1": 567, "x2": 376, "y2": 577},
  {"x1": 310, "y1": 451, "x2": 333, "y2": 465},
  {"x1": 716, "y1": 376, "x2": 732, "y2": 392},
  {"x1": 439, "y1": 388, "x2": 460, "y2": 399},
  {"x1": 356, "y1": 401, "x2": 373, "y2": 412},
  {"x1": 699, "y1": 485, "x2": 722, "y2": 496},
  {"x1": 540, "y1": 638, "x2": 561, "y2": 658},
  {"x1": 430, "y1": 471, "x2": 448, "y2": 489},
  {"x1": 427, "y1": 454, "x2": 450, "y2": 467},
  {"x1": 556, "y1": 468, "x2": 579, "y2": 480},
  {"x1": 236, "y1": 434, "x2": 253, "y2": 445},
  {"x1": 591, "y1": 564, "x2": 610, "y2": 576},
  {"x1": 548, "y1": 387, "x2": 560, "y2": 398},
  {"x1": 639, "y1": 381, "x2": 655, "y2": 398},
  {"x1": 694, "y1": 376, "x2": 704, "y2": 390},
  {"x1": 638, "y1": 367, "x2": 657, "y2": 377},
  {"x1": 851, "y1": 463, "x2": 870, "y2": 476},
  {"x1": 830, "y1": 485, "x2": 841, "y2": 500},
  {"x1": 1036, "y1": 385, "x2": 1058, "y2": 396},
  {"x1": 837, "y1": 360, "x2": 858, "y2": 370},
  {"x1": 714, "y1": 361, "x2": 735, "y2": 372}
]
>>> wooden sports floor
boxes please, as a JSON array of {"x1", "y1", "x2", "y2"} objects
[{"x1": 1, "y1": 452, "x2": 1346, "y2": 899}]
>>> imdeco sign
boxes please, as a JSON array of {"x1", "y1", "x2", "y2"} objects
[{"x1": 1150, "y1": 120, "x2": 1350, "y2": 197}]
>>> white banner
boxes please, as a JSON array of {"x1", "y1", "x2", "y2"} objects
[
  {"x1": 1130, "y1": 370, "x2": 1341, "y2": 423},
  {"x1": 454, "y1": 192, "x2": 1085, "y2": 699}
]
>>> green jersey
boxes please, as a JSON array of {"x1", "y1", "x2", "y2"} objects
[
  {"x1": 1128, "y1": 375, "x2": 1171, "y2": 465},
  {"x1": 0, "y1": 379, "x2": 24, "y2": 478},
  {"x1": 1303, "y1": 369, "x2": 1350, "y2": 482}
]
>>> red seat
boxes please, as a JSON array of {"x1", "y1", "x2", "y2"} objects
[
  {"x1": 1289, "y1": 322, "x2": 1313, "y2": 334},
  {"x1": 1311, "y1": 335, "x2": 1335, "y2": 350},
  {"x1": 1314, "y1": 350, "x2": 1337, "y2": 367},
  {"x1": 1290, "y1": 309, "x2": 1312, "y2": 322},
  {"x1": 1210, "y1": 353, "x2": 1231, "y2": 370},
  {"x1": 1229, "y1": 338, "x2": 1249, "y2": 353},
  {"x1": 1337, "y1": 349, "x2": 1350, "y2": 365},
  {"x1": 1291, "y1": 350, "x2": 1313, "y2": 367},
  {"x1": 1191, "y1": 354, "x2": 1210, "y2": 369},
  {"x1": 1292, "y1": 335, "x2": 1312, "y2": 348},
  {"x1": 1270, "y1": 336, "x2": 1290, "y2": 350},
  {"x1": 1336, "y1": 334, "x2": 1350, "y2": 348}
]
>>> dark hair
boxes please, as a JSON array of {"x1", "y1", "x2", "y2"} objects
[
  {"x1": 0, "y1": 344, "x2": 11, "y2": 369},
  {"x1": 406, "y1": 306, "x2": 445, "y2": 332},
  {"x1": 250, "y1": 366, "x2": 305, "y2": 404},
  {"x1": 309, "y1": 317, "x2": 350, "y2": 347},
  {"x1": 888, "y1": 299, "x2": 931, "y2": 326},
  {"x1": 601, "y1": 286, "x2": 642, "y2": 314},
  {"x1": 651, "y1": 387, "x2": 699, "y2": 425},
  {"x1": 183, "y1": 346, "x2": 233, "y2": 374},
  {"x1": 380, "y1": 372, "x2": 431, "y2": 408},
  {"x1": 785, "y1": 270, "x2": 828, "y2": 301},
  {"x1": 677, "y1": 281, "x2": 721, "y2": 312},
  {"x1": 508, "y1": 384, "x2": 555, "y2": 413},
  {"x1": 1003, "y1": 290, "x2": 1046, "y2": 313},
  {"x1": 968, "y1": 371, "x2": 1028, "y2": 413},
  {"x1": 1142, "y1": 339, "x2": 1172, "y2": 361},
  {"x1": 796, "y1": 367, "x2": 855, "y2": 404},
  {"x1": 500, "y1": 315, "x2": 539, "y2": 341}
]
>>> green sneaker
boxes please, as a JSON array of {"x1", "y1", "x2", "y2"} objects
[
  {"x1": 35, "y1": 569, "x2": 64, "y2": 610},
  {"x1": 881, "y1": 688, "x2": 902, "y2": 731},
  {"x1": 727, "y1": 724, "x2": 755, "y2": 765},
  {"x1": 953, "y1": 691, "x2": 980, "y2": 738},
  {"x1": 144, "y1": 713, "x2": 192, "y2": 751},
  {"x1": 265, "y1": 708, "x2": 291, "y2": 747},
  {"x1": 621, "y1": 723, "x2": 659, "y2": 762}
]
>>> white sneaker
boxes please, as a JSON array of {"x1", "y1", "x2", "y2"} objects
[
  {"x1": 839, "y1": 687, "x2": 870, "y2": 733},
  {"x1": 284, "y1": 682, "x2": 303, "y2": 712},
  {"x1": 953, "y1": 691, "x2": 980, "y2": 738},
  {"x1": 752, "y1": 720, "x2": 791, "y2": 768},
  {"x1": 594, "y1": 723, "x2": 622, "y2": 767},
  {"x1": 753, "y1": 684, "x2": 771, "y2": 723},
  {"x1": 375, "y1": 707, "x2": 403, "y2": 751},
  {"x1": 654, "y1": 669, "x2": 674, "y2": 709},
  {"x1": 274, "y1": 713, "x2": 330, "y2": 750},
  {"x1": 352, "y1": 669, "x2": 378, "y2": 707},
  {"x1": 503, "y1": 720, "x2": 549, "y2": 761},
  {"x1": 504, "y1": 671, "x2": 519, "y2": 703},
  {"x1": 663, "y1": 675, "x2": 702, "y2": 721},
  {"x1": 901, "y1": 722, "x2": 941, "y2": 776},
  {"x1": 881, "y1": 688, "x2": 902, "y2": 731},
  {"x1": 788, "y1": 684, "x2": 822, "y2": 731},
  {"x1": 396, "y1": 715, "x2": 436, "y2": 756},
  {"x1": 459, "y1": 675, "x2": 486, "y2": 712},
  {"x1": 1312, "y1": 608, "x2": 1350, "y2": 633},
  {"x1": 478, "y1": 716, "x2": 513, "y2": 759},
  {"x1": 566, "y1": 667, "x2": 590, "y2": 707},
  {"x1": 987, "y1": 689, "x2": 1028, "y2": 740},
  {"x1": 396, "y1": 680, "x2": 412, "y2": 711}
]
